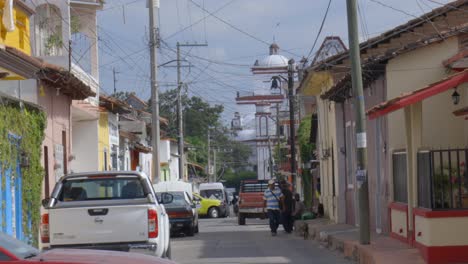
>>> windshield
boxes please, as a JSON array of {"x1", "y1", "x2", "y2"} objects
[
  {"x1": 0, "y1": 233, "x2": 39, "y2": 259},
  {"x1": 156, "y1": 192, "x2": 188, "y2": 207},
  {"x1": 200, "y1": 189, "x2": 224, "y2": 201},
  {"x1": 58, "y1": 177, "x2": 146, "y2": 201}
]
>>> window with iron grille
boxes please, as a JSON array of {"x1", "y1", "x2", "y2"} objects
[
  {"x1": 428, "y1": 149, "x2": 468, "y2": 209},
  {"x1": 392, "y1": 152, "x2": 407, "y2": 203}
]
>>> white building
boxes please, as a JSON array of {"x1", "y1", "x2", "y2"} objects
[{"x1": 236, "y1": 43, "x2": 290, "y2": 180}]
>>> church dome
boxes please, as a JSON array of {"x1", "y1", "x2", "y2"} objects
[{"x1": 253, "y1": 43, "x2": 289, "y2": 69}]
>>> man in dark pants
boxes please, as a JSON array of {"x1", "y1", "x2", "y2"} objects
[
  {"x1": 263, "y1": 179, "x2": 283, "y2": 236},
  {"x1": 279, "y1": 180, "x2": 294, "y2": 233}
]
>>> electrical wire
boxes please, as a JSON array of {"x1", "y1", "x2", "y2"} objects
[
  {"x1": 164, "y1": 0, "x2": 237, "y2": 40},
  {"x1": 306, "y1": 0, "x2": 332, "y2": 60},
  {"x1": 187, "y1": 0, "x2": 301, "y2": 58}
]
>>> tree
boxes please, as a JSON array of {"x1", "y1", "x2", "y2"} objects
[
  {"x1": 223, "y1": 170, "x2": 257, "y2": 190},
  {"x1": 149, "y1": 89, "x2": 252, "y2": 180}
]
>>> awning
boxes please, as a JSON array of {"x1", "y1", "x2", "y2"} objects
[
  {"x1": 0, "y1": 46, "x2": 42, "y2": 79},
  {"x1": 367, "y1": 69, "x2": 468, "y2": 120}
]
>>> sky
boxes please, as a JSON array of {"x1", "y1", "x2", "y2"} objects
[{"x1": 96, "y1": 0, "x2": 453, "y2": 127}]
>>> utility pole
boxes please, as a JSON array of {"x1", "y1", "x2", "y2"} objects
[
  {"x1": 207, "y1": 129, "x2": 211, "y2": 182},
  {"x1": 113, "y1": 67, "x2": 119, "y2": 94},
  {"x1": 287, "y1": 59, "x2": 297, "y2": 190},
  {"x1": 276, "y1": 103, "x2": 281, "y2": 176},
  {"x1": 149, "y1": 0, "x2": 161, "y2": 182},
  {"x1": 176, "y1": 42, "x2": 207, "y2": 182},
  {"x1": 213, "y1": 149, "x2": 217, "y2": 182},
  {"x1": 347, "y1": 0, "x2": 370, "y2": 245}
]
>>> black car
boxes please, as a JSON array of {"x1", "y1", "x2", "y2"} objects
[{"x1": 158, "y1": 191, "x2": 199, "y2": 236}]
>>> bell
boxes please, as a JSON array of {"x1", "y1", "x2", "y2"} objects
[{"x1": 271, "y1": 78, "x2": 279, "y2": 89}]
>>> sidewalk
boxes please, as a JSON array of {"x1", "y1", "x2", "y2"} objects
[{"x1": 293, "y1": 219, "x2": 425, "y2": 264}]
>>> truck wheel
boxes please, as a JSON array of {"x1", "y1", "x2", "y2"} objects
[
  {"x1": 163, "y1": 241, "x2": 171, "y2": 259},
  {"x1": 238, "y1": 213, "x2": 246, "y2": 225},
  {"x1": 208, "y1": 207, "x2": 219, "y2": 218}
]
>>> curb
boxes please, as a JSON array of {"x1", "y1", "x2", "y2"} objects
[{"x1": 293, "y1": 219, "x2": 425, "y2": 264}]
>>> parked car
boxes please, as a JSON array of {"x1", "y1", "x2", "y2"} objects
[
  {"x1": 41, "y1": 171, "x2": 172, "y2": 258},
  {"x1": 237, "y1": 179, "x2": 269, "y2": 225},
  {"x1": 193, "y1": 193, "x2": 224, "y2": 218},
  {"x1": 154, "y1": 181, "x2": 197, "y2": 220},
  {"x1": 156, "y1": 191, "x2": 198, "y2": 236},
  {"x1": 0, "y1": 232, "x2": 175, "y2": 264},
  {"x1": 199, "y1": 182, "x2": 229, "y2": 217}
]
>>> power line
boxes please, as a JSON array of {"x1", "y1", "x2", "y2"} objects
[
  {"x1": 164, "y1": 0, "x2": 237, "y2": 40},
  {"x1": 187, "y1": 0, "x2": 301, "y2": 58},
  {"x1": 306, "y1": 0, "x2": 332, "y2": 60}
]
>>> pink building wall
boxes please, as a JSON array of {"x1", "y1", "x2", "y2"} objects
[{"x1": 37, "y1": 84, "x2": 72, "y2": 198}]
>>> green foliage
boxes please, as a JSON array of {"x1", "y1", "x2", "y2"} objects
[
  {"x1": 152, "y1": 89, "x2": 250, "y2": 174},
  {"x1": 45, "y1": 33, "x2": 63, "y2": 55},
  {"x1": 70, "y1": 15, "x2": 81, "y2": 34},
  {"x1": 223, "y1": 170, "x2": 257, "y2": 190},
  {"x1": 298, "y1": 116, "x2": 314, "y2": 162},
  {"x1": 0, "y1": 101, "x2": 46, "y2": 245}
]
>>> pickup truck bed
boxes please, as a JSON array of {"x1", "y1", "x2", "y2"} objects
[
  {"x1": 237, "y1": 180, "x2": 269, "y2": 225},
  {"x1": 41, "y1": 171, "x2": 170, "y2": 258}
]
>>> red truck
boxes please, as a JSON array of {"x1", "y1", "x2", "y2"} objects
[{"x1": 237, "y1": 179, "x2": 269, "y2": 225}]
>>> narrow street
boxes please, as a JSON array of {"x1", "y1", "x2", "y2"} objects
[{"x1": 172, "y1": 217, "x2": 352, "y2": 264}]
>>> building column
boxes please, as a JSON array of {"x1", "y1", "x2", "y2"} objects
[{"x1": 404, "y1": 102, "x2": 422, "y2": 242}]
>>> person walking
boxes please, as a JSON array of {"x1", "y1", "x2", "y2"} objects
[
  {"x1": 263, "y1": 179, "x2": 283, "y2": 236},
  {"x1": 279, "y1": 180, "x2": 294, "y2": 233}
]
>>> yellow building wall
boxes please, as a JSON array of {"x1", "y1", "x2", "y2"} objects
[
  {"x1": 0, "y1": 0, "x2": 31, "y2": 55},
  {"x1": 307, "y1": 71, "x2": 342, "y2": 223},
  {"x1": 98, "y1": 111, "x2": 110, "y2": 171},
  {"x1": 386, "y1": 36, "x2": 462, "y2": 151}
]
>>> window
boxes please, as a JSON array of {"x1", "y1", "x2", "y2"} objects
[
  {"x1": 35, "y1": 4, "x2": 63, "y2": 56},
  {"x1": 156, "y1": 192, "x2": 188, "y2": 207},
  {"x1": 418, "y1": 151, "x2": 431, "y2": 208},
  {"x1": 104, "y1": 148, "x2": 108, "y2": 171},
  {"x1": 58, "y1": 177, "x2": 146, "y2": 201},
  {"x1": 200, "y1": 190, "x2": 224, "y2": 201},
  {"x1": 393, "y1": 152, "x2": 408, "y2": 203}
]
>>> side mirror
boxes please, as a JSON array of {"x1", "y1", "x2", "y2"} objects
[
  {"x1": 42, "y1": 198, "x2": 50, "y2": 208},
  {"x1": 160, "y1": 193, "x2": 173, "y2": 204}
]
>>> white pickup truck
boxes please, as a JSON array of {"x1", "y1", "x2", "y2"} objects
[{"x1": 41, "y1": 171, "x2": 172, "y2": 258}]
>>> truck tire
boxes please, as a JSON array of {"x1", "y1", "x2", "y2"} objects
[
  {"x1": 163, "y1": 241, "x2": 171, "y2": 259},
  {"x1": 208, "y1": 207, "x2": 219, "y2": 218},
  {"x1": 238, "y1": 213, "x2": 245, "y2": 225}
]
